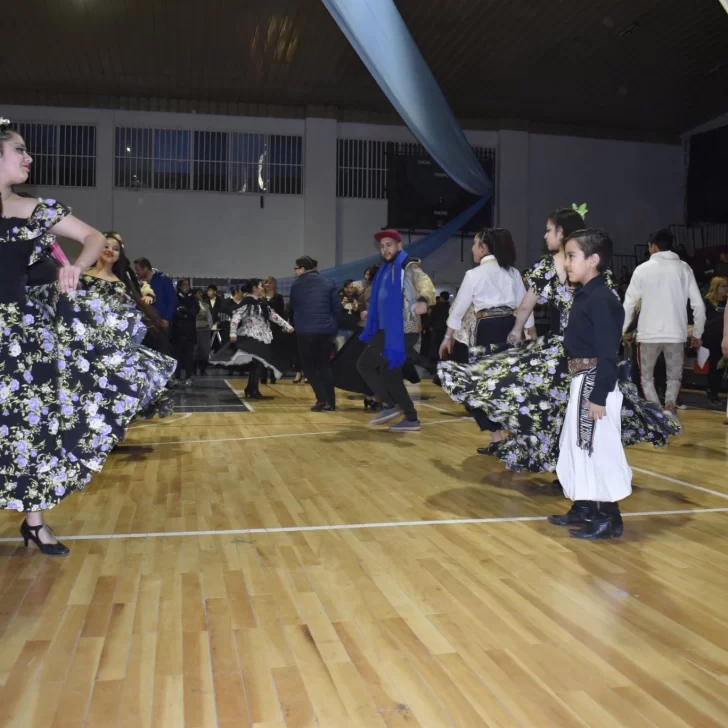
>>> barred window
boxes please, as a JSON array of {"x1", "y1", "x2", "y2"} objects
[
  {"x1": 337, "y1": 139, "x2": 388, "y2": 199},
  {"x1": 337, "y1": 139, "x2": 496, "y2": 200},
  {"x1": 194, "y1": 131, "x2": 228, "y2": 192},
  {"x1": 115, "y1": 127, "x2": 303, "y2": 194},
  {"x1": 115, "y1": 128, "x2": 190, "y2": 190},
  {"x1": 230, "y1": 133, "x2": 268, "y2": 193},
  {"x1": 14, "y1": 122, "x2": 96, "y2": 187}
]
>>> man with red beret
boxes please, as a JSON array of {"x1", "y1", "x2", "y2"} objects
[{"x1": 357, "y1": 229, "x2": 436, "y2": 431}]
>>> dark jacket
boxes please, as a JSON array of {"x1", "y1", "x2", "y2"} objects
[
  {"x1": 288, "y1": 270, "x2": 342, "y2": 336},
  {"x1": 172, "y1": 290, "x2": 200, "y2": 343},
  {"x1": 267, "y1": 293, "x2": 286, "y2": 319},
  {"x1": 704, "y1": 299, "x2": 727, "y2": 348},
  {"x1": 150, "y1": 270, "x2": 176, "y2": 322},
  {"x1": 208, "y1": 295, "x2": 225, "y2": 326}
]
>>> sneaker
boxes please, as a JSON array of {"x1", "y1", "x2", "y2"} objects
[
  {"x1": 662, "y1": 404, "x2": 683, "y2": 434},
  {"x1": 388, "y1": 418, "x2": 421, "y2": 432},
  {"x1": 369, "y1": 407, "x2": 400, "y2": 425}
]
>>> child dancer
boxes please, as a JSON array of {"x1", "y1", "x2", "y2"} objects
[{"x1": 549, "y1": 228, "x2": 632, "y2": 539}]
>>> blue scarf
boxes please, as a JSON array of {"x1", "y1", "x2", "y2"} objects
[{"x1": 360, "y1": 250, "x2": 408, "y2": 369}]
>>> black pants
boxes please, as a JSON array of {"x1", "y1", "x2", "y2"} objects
[
  {"x1": 246, "y1": 360, "x2": 262, "y2": 394},
  {"x1": 707, "y1": 345, "x2": 725, "y2": 397},
  {"x1": 173, "y1": 330, "x2": 196, "y2": 380},
  {"x1": 356, "y1": 330, "x2": 420, "y2": 421},
  {"x1": 470, "y1": 315, "x2": 515, "y2": 433},
  {"x1": 429, "y1": 327, "x2": 447, "y2": 362},
  {"x1": 298, "y1": 334, "x2": 336, "y2": 405}
]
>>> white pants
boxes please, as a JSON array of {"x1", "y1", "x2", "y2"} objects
[
  {"x1": 637, "y1": 342, "x2": 684, "y2": 407},
  {"x1": 556, "y1": 376, "x2": 632, "y2": 503}
]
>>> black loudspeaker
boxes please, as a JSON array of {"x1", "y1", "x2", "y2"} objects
[
  {"x1": 386, "y1": 145, "x2": 494, "y2": 232},
  {"x1": 687, "y1": 126, "x2": 728, "y2": 225}
]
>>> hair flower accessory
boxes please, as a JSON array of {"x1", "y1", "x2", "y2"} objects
[
  {"x1": 0, "y1": 117, "x2": 11, "y2": 127},
  {"x1": 572, "y1": 202, "x2": 588, "y2": 219}
]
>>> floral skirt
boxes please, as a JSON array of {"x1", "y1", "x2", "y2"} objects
[
  {"x1": 0, "y1": 283, "x2": 176, "y2": 513},
  {"x1": 438, "y1": 334, "x2": 678, "y2": 473}
]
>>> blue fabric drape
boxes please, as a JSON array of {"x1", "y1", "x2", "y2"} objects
[
  {"x1": 321, "y1": 0, "x2": 492, "y2": 199},
  {"x1": 277, "y1": 197, "x2": 486, "y2": 294},
  {"x1": 276, "y1": 0, "x2": 494, "y2": 295}
]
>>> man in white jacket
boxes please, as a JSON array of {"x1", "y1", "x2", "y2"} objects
[{"x1": 622, "y1": 228, "x2": 705, "y2": 430}]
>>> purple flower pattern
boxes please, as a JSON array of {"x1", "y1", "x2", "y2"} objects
[
  {"x1": 438, "y1": 255, "x2": 677, "y2": 472},
  {"x1": 1, "y1": 201, "x2": 176, "y2": 512}
]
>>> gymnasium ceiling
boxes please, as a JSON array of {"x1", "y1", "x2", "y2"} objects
[{"x1": 3, "y1": 0, "x2": 727, "y2": 141}]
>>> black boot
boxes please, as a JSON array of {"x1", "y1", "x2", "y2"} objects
[
  {"x1": 547, "y1": 500, "x2": 591, "y2": 526},
  {"x1": 569, "y1": 501, "x2": 623, "y2": 539}
]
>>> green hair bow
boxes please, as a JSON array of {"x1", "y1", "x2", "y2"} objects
[{"x1": 572, "y1": 202, "x2": 588, "y2": 219}]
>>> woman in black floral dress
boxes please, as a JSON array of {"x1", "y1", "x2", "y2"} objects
[
  {"x1": 1, "y1": 121, "x2": 107, "y2": 555},
  {"x1": 439, "y1": 207, "x2": 678, "y2": 473},
  {"x1": 71, "y1": 233, "x2": 177, "y2": 418}
]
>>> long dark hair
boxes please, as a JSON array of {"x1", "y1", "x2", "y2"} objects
[
  {"x1": 0, "y1": 120, "x2": 17, "y2": 218},
  {"x1": 549, "y1": 208, "x2": 585, "y2": 242},
  {"x1": 103, "y1": 232, "x2": 164, "y2": 333},
  {"x1": 240, "y1": 278, "x2": 270, "y2": 320},
  {"x1": 477, "y1": 228, "x2": 517, "y2": 270}
]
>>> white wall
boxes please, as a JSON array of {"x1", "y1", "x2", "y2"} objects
[
  {"x1": 526, "y1": 134, "x2": 685, "y2": 263},
  {"x1": 336, "y1": 128, "x2": 684, "y2": 284},
  {"x1": 112, "y1": 190, "x2": 303, "y2": 278},
  {"x1": 7, "y1": 103, "x2": 684, "y2": 284}
]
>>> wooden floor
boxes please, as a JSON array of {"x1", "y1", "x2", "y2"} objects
[{"x1": 1, "y1": 378, "x2": 727, "y2": 728}]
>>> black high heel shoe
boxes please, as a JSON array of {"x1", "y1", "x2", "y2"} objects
[
  {"x1": 245, "y1": 390, "x2": 272, "y2": 400},
  {"x1": 20, "y1": 521, "x2": 70, "y2": 556}
]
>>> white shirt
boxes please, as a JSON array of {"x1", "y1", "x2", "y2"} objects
[
  {"x1": 447, "y1": 256, "x2": 534, "y2": 331},
  {"x1": 622, "y1": 251, "x2": 706, "y2": 343}
]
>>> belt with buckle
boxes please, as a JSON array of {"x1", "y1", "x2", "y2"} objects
[
  {"x1": 568, "y1": 357, "x2": 598, "y2": 374},
  {"x1": 476, "y1": 306, "x2": 514, "y2": 320}
]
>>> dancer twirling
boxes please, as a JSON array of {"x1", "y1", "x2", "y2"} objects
[
  {"x1": 69, "y1": 233, "x2": 177, "y2": 419},
  {"x1": 1, "y1": 119, "x2": 106, "y2": 555},
  {"x1": 439, "y1": 228, "x2": 534, "y2": 454},
  {"x1": 439, "y1": 205, "x2": 678, "y2": 473},
  {"x1": 210, "y1": 278, "x2": 294, "y2": 398}
]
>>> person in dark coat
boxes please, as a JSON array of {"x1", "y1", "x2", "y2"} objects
[
  {"x1": 134, "y1": 256, "x2": 176, "y2": 355},
  {"x1": 288, "y1": 256, "x2": 343, "y2": 411},
  {"x1": 171, "y1": 278, "x2": 200, "y2": 385}
]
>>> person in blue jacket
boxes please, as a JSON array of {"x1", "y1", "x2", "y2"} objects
[
  {"x1": 134, "y1": 257, "x2": 176, "y2": 355},
  {"x1": 288, "y1": 256, "x2": 342, "y2": 411}
]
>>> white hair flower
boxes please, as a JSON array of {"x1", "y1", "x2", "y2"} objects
[{"x1": 0, "y1": 117, "x2": 11, "y2": 127}]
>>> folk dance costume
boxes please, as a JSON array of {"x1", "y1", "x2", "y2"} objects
[
  {"x1": 210, "y1": 296, "x2": 293, "y2": 389},
  {"x1": 550, "y1": 274, "x2": 632, "y2": 539},
  {"x1": 1, "y1": 199, "x2": 176, "y2": 516},
  {"x1": 57, "y1": 276, "x2": 177, "y2": 420},
  {"x1": 438, "y1": 255, "x2": 678, "y2": 473},
  {"x1": 443, "y1": 254, "x2": 534, "y2": 440}
]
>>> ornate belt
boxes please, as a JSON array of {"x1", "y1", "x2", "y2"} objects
[
  {"x1": 568, "y1": 357, "x2": 598, "y2": 374},
  {"x1": 476, "y1": 306, "x2": 514, "y2": 320}
]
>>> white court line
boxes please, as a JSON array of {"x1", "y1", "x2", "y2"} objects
[
  {"x1": 421, "y1": 402, "x2": 465, "y2": 416},
  {"x1": 1, "y1": 506, "x2": 726, "y2": 543},
  {"x1": 128, "y1": 416, "x2": 471, "y2": 447},
  {"x1": 632, "y1": 466, "x2": 728, "y2": 501},
  {"x1": 224, "y1": 379, "x2": 253, "y2": 412},
  {"x1": 166, "y1": 404, "x2": 250, "y2": 409},
  {"x1": 132, "y1": 413, "x2": 192, "y2": 429}
]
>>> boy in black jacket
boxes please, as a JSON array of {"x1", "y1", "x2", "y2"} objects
[{"x1": 548, "y1": 228, "x2": 632, "y2": 539}]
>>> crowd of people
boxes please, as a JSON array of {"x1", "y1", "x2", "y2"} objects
[{"x1": 2, "y1": 118, "x2": 728, "y2": 556}]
